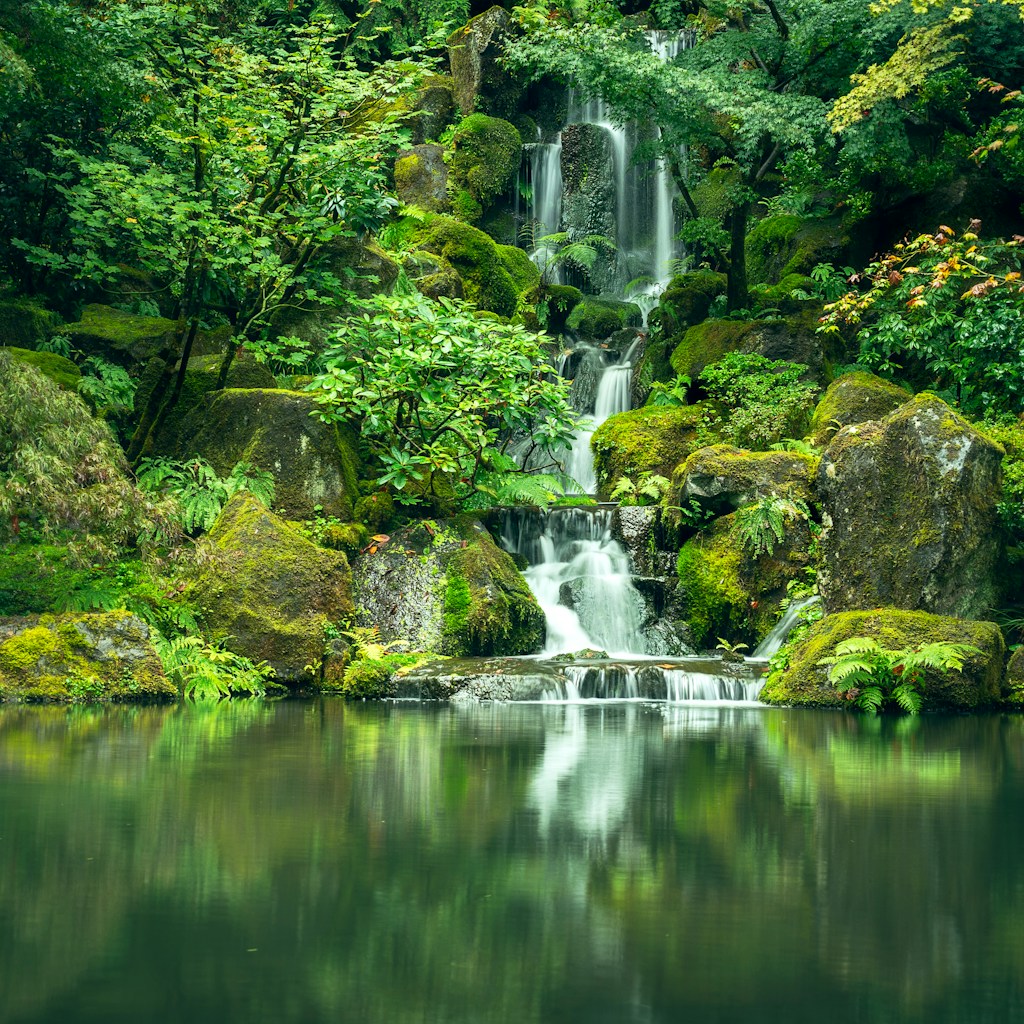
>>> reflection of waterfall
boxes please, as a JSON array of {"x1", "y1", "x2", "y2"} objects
[{"x1": 562, "y1": 338, "x2": 639, "y2": 494}]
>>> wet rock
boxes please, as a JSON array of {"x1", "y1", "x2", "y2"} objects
[
  {"x1": 817, "y1": 394, "x2": 1002, "y2": 619},
  {"x1": 447, "y1": 8, "x2": 523, "y2": 118},
  {"x1": 410, "y1": 75, "x2": 457, "y2": 144},
  {"x1": 0, "y1": 612, "x2": 175, "y2": 703}
]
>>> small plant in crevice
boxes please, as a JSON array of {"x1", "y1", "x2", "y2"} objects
[
  {"x1": 136, "y1": 456, "x2": 275, "y2": 535},
  {"x1": 77, "y1": 356, "x2": 136, "y2": 414},
  {"x1": 646, "y1": 374, "x2": 691, "y2": 408},
  {"x1": 735, "y1": 496, "x2": 811, "y2": 558},
  {"x1": 818, "y1": 637, "x2": 980, "y2": 715}
]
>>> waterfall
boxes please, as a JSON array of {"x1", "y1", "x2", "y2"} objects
[
  {"x1": 562, "y1": 338, "x2": 639, "y2": 494},
  {"x1": 500, "y1": 507, "x2": 651, "y2": 657},
  {"x1": 524, "y1": 141, "x2": 564, "y2": 280},
  {"x1": 750, "y1": 596, "x2": 821, "y2": 660},
  {"x1": 535, "y1": 662, "x2": 764, "y2": 702}
]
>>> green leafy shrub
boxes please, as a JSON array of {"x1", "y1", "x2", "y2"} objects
[
  {"x1": 77, "y1": 355, "x2": 136, "y2": 414},
  {"x1": 610, "y1": 473, "x2": 670, "y2": 506},
  {"x1": 818, "y1": 637, "x2": 980, "y2": 715},
  {"x1": 136, "y1": 456, "x2": 275, "y2": 534},
  {"x1": 735, "y1": 496, "x2": 811, "y2": 558},
  {"x1": 153, "y1": 634, "x2": 274, "y2": 701}
]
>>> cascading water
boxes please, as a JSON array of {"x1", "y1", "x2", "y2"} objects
[
  {"x1": 523, "y1": 140, "x2": 564, "y2": 280},
  {"x1": 749, "y1": 596, "x2": 821, "y2": 660}
]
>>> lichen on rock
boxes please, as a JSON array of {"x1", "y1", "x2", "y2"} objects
[
  {"x1": 816, "y1": 393, "x2": 1002, "y2": 619},
  {"x1": 188, "y1": 493, "x2": 353, "y2": 683},
  {"x1": 0, "y1": 611, "x2": 175, "y2": 703},
  {"x1": 759, "y1": 609, "x2": 1005, "y2": 710},
  {"x1": 394, "y1": 143, "x2": 450, "y2": 212}
]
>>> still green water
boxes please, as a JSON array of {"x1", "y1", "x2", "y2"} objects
[{"x1": 1, "y1": 700, "x2": 1023, "y2": 1024}]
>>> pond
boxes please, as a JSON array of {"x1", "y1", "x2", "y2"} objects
[{"x1": 1, "y1": 700, "x2": 1023, "y2": 1024}]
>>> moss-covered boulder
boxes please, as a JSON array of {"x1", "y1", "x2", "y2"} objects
[
  {"x1": 0, "y1": 612, "x2": 175, "y2": 703},
  {"x1": 447, "y1": 7, "x2": 523, "y2": 118},
  {"x1": 413, "y1": 215, "x2": 519, "y2": 316},
  {"x1": 394, "y1": 143, "x2": 450, "y2": 212},
  {"x1": 1006, "y1": 646, "x2": 1024, "y2": 706},
  {"x1": 654, "y1": 271, "x2": 728, "y2": 336},
  {"x1": 671, "y1": 306, "x2": 836, "y2": 382},
  {"x1": 566, "y1": 297, "x2": 642, "y2": 340},
  {"x1": 745, "y1": 214, "x2": 848, "y2": 286},
  {"x1": 0, "y1": 299, "x2": 63, "y2": 348},
  {"x1": 64, "y1": 304, "x2": 177, "y2": 367},
  {"x1": 810, "y1": 371, "x2": 911, "y2": 444},
  {"x1": 676, "y1": 512, "x2": 813, "y2": 650},
  {"x1": 671, "y1": 445, "x2": 817, "y2": 514},
  {"x1": 448, "y1": 114, "x2": 522, "y2": 222},
  {"x1": 560, "y1": 122, "x2": 617, "y2": 291},
  {"x1": 189, "y1": 493, "x2": 353, "y2": 682},
  {"x1": 592, "y1": 404, "x2": 708, "y2": 489},
  {"x1": 410, "y1": 74, "x2": 457, "y2": 144},
  {"x1": 174, "y1": 388, "x2": 360, "y2": 520},
  {"x1": 352, "y1": 517, "x2": 544, "y2": 657},
  {"x1": 5, "y1": 347, "x2": 81, "y2": 390},
  {"x1": 136, "y1": 352, "x2": 277, "y2": 455},
  {"x1": 817, "y1": 394, "x2": 1002, "y2": 619},
  {"x1": 759, "y1": 609, "x2": 1005, "y2": 710},
  {"x1": 497, "y1": 243, "x2": 540, "y2": 294}
]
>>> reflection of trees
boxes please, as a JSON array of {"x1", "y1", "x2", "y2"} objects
[{"x1": 0, "y1": 703, "x2": 1022, "y2": 1022}]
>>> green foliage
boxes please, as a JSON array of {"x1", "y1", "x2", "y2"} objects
[
  {"x1": 822, "y1": 228, "x2": 1024, "y2": 415},
  {"x1": 305, "y1": 292, "x2": 575, "y2": 504},
  {"x1": 698, "y1": 353, "x2": 818, "y2": 450},
  {"x1": 77, "y1": 356, "x2": 136, "y2": 414},
  {"x1": 647, "y1": 374, "x2": 691, "y2": 408},
  {"x1": 154, "y1": 633, "x2": 273, "y2": 701},
  {"x1": 734, "y1": 496, "x2": 811, "y2": 558},
  {"x1": 818, "y1": 636, "x2": 981, "y2": 715},
  {"x1": 535, "y1": 232, "x2": 617, "y2": 286},
  {"x1": 610, "y1": 473, "x2": 671, "y2": 507},
  {"x1": 136, "y1": 457, "x2": 275, "y2": 535}
]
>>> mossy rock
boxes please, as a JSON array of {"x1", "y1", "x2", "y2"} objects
[
  {"x1": 654, "y1": 271, "x2": 728, "y2": 337},
  {"x1": 672, "y1": 306, "x2": 837, "y2": 383},
  {"x1": 676, "y1": 512, "x2": 813, "y2": 650},
  {"x1": 566, "y1": 297, "x2": 642, "y2": 340},
  {"x1": 810, "y1": 371, "x2": 911, "y2": 444},
  {"x1": 693, "y1": 166, "x2": 742, "y2": 221},
  {"x1": 447, "y1": 7, "x2": 523, "y2": 118},
  {"x1": 448, "y1": 113, "x2": 522, "y2": 219},
  {"x1": 745, "y1": 214, "x2": 848, "y2": 287},
  {"x1": 65, "y1": 304, "x2": 177, "y2": 367},
  {"x1": 411, "y1": 74, "x2": 457, "y2": 144},
  {"x1": 0, "y1": 299, "x2": 63, "y2": 348},
  {"x1": 817, "y1": 394, "x2": 1002, "y2": 619},
  {"x1": 394, "y1": 143, "x2": 450, "y2": 212},
  {"x1": 351, "y1": 516, "x2": 544, "y2": 658},
  {"x1": 671, "y1": 445, "x2": 817, "y2": 514},
  {"x1": 331, "y1": 653, "x2": 429, "y2": 698},
  {"x1": 592, "y1": 404, "x2": 709, "y2": 490},
  {"x1": 0, "y1": 612, "x2": 175, "y2": 703},
  {"x1": 559, "y1": 124, "x2": 617, "y2": 290},
  {"x1": 496, "y1": 243, "x2": 540, "y2": 294},
  {"x1": 135, "y1": 352, "x2": 278, "y2": 456},
  {"x1": 174, "y1": 388, "x2": 360, "y2": 520},
  {"x1": 354, "y1": 491, "x2": 395, "y2": 532},
  {"x1": 759, "y1": 609, "x2": 1005, "y2": 710},
  {"x1": 413, "y1": 216, "x2": 518, "y2": 317},
  {"x1": 189, "y1": 493, "x2": 353, "y2": 683},
  {"x1": 5, "y1": 347, "x2": 81, "y2": 390},
  {"x1": 1006, "y1": 646, "x2": 1024, "y2": 706}
]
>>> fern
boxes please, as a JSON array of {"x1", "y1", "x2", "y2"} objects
[
  {"x1": 77, "y1": 356, "x2": 136, "y2": 413},
  {"x1": 818, "y1": 636, "x2": 982, "y2": 714},
  {"x1": 153, "y1": 633, "x2": 273, "y2": 701},
  {"x1": 735, "y1": 496, "x2": 809, "y2": 558}
]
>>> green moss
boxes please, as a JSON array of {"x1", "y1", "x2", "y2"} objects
[
  {"x1": 693, "y1": 166, "x2": 742, "y2": 221},
  {"x1": 496, "y1": 244, "x2": 540, "y2": 294},
  {"x1": 0, "y1": 299, "x2": 63, "y2": 348},
  {"x1": 415, "y1": 216, "x2": 518, "y2": 317},
  {"x1": 745, "y1": 215, "x2": 848, "y2": 287},
  {"x1": 355, "y1": 491, "x2": 395, "y2": 531},
  {"x1": 393, "y1": 145, "x2": 450, "y2": 213},
  {"x1": 448, "y1": 113, "x2": 522, "y2": 218},
  {"x1": 65, "y1": 304, "x2": 176, "y2": 366},
  {"x1": 4, "y1": 347, "x2": 81, "y2": 391},
  {"x1": 565, "y1": 297, "x2": 642, "y2": 339},
  {"x1": 0, "y1": 545, "x2": 95, "y2": 615},
  {"x1": 339, "y1": 653, "x2": 427, "y2": 698},
  {"x1": 654, "y1": 271, "x2": 728, "y2": 336},
  {"x1": 810, "y1": 371, "x2": 911, "y2": 443},
  {"x1": 592, "y1": 404, "x2": 709, "y2": 490},
  {"x1": 759, "y1": 609, "x2": 1005, "y2": 710},
  {"x1": 321, "y1": 521, "x2": 369, "y2": 556},
  {"x1": 670, "y1": 319, "x2": 759, "y2": 380}
]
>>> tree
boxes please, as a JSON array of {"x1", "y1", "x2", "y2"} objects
[{"x1": 16, "y1": 0, "x2": 423, "y2": 460}]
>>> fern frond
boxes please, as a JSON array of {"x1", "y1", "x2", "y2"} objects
[
  {"x1": 892, "y1": 681, "x2": 923, "y2": 714},
  {"x1": 855, "y1": 686, "x2": 885, "y2": 713}
]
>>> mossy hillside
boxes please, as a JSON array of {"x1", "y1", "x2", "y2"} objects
[
  {"x1": 0, "y1": 299, "x2": 63, "y2": 348},
  {"x1": 5, "y1": 347, "x2": 81, "y2": 390},
  {"x1": 592, "y1": 404, "x2": 709, "y2": 490},
  {"x1": 135, "y1": 353, "x2": 277, "y2": 456},
  {"x1": 816, "y1": 393, "x2": 1002, "y2": 619},
  {"x1": 759, "y1": 609, "x2": 1005, "y2": 710},
  {"x1": 413, "y1": 216, "x2": 519, "y2": 317},
  {"x1": 671, "y1": 445, "x2": 818, "y2": 514},
  {"x1": 0, "y1": 611, "x2": 175, "y2": 703},
  {"x1": 174, "y1": 388, "x2": 360, "y2": 520},
  {"x1": 566, "y1": 297, "x2": 642, "y2": 340},
  {"x1": 189, "y1": 493, "x2": 354, "y2": 682},
  {"x1": 65, "y1": 304, "x2": 177, "y2": 367},
  {"x1": 745, "y1": 214, "x2": 848, "y2": 286},
  {"x1": 448, "y1": 113, "x2": 522, "y2": 222},
  {"x1": 671, "y1": 319, "x2": 759, "y2": 381},
  {"x1": 810, "y1": 371, "x2": 910, "y2": 444},
  {"x1": 0, "y1": 544, "x2": 96, "y2": 615},
  {"x1": 676, "y1": 512, "x2": 813, "y2": 650}
]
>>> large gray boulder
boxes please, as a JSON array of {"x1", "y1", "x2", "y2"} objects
[
  {"x1": 447, "y1": 8, "x2": 522, "y2": 118},
  {"x1": 817, "y1": 394, "x2": 1002, "y2": 618}
]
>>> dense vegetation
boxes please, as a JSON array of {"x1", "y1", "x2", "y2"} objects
[{"x1": 2, "y1": 0, "x2": 1024, "y2": 705}]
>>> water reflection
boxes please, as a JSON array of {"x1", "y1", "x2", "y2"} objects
[{"x1": 1, "y1": 702, "x2": 1023, "y2": 1023}]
